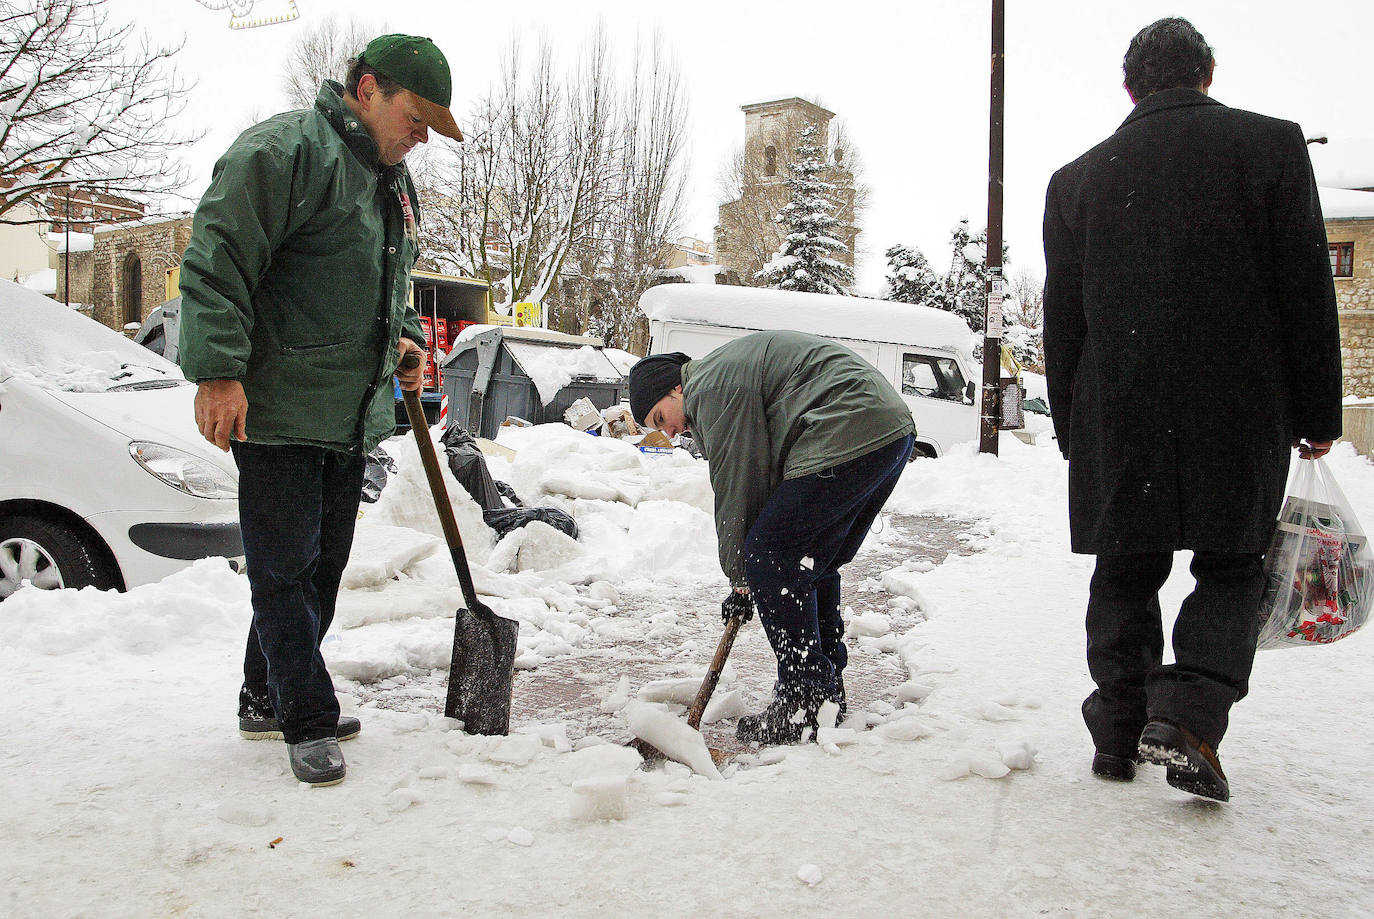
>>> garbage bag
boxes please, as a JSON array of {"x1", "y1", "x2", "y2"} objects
[
  {"x1": 483, "y1": 506, "x2": 579, "y2": 541},
  {"x1": 1257, "y1": 457, "x2": 1374, "y2": 649},
  {"x1": 361, "y1": 446, "x2": 397, "y2": 504},
  {"x1": 495, "y1": 480, "x2": 524, "y2": 507},
  {"x1": 440, "y1": 424, "x2": 504, "y2": 512}
]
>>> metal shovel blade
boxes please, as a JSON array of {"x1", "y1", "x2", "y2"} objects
[{"x1": 445, "y1": 600, "x2": 519, "y2": 735}]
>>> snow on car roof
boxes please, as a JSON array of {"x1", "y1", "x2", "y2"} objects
[
  {"x1": 638, "y1": 284, "x2": 974, "y2": 351},
  {"x1": 0, "y1": 279, "x2": 184, "y2": 392}
]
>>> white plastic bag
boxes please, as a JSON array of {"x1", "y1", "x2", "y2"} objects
[{"x1": 1257, "y1": 457, "x2": 1373, "y2": 649}]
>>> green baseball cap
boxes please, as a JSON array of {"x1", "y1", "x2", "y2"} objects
[{"x1": 360, "y1": 34, "x2": 463, "y2": 141}]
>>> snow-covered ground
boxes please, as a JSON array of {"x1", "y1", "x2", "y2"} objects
[{"x1": 3, "y1": 426, "x2": 1372, "y2": 918}]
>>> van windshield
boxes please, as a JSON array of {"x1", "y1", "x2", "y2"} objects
[{"x1": 902, "y1": 354, "x2": 969, "y2": 403}]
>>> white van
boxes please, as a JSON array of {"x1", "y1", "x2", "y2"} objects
[{"x1": 639, "y1": 284, "x2": 979, "y2": 458}]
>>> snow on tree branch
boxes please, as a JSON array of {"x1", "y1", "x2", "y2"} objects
[{"x1": 0, "y1": 0, "x2": 198, "y2": 224}]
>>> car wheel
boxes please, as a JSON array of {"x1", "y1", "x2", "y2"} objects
[{"x1": 0, "y1": 515, "x2": 120, "y2": 600}]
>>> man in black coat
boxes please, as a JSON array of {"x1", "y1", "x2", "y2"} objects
[{"x1": 1043, "y1": 17, "x2": 1342, "y2": 801}]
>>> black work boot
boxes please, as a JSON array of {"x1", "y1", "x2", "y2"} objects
[
  {"x1": 736, "y1": 688, "x2": 824, "y2": 745},
  {"x1": 1091, "y1": 751, "x2": 1140, "y2": 782},
  {"x1": 1138, "y1": 719, "x2": 1230, "y2": 802},
  {"x1": 287, "y1": 737, "x2": 346, "y2": 786}
]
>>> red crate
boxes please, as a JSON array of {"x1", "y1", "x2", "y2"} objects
[
  {"x1": 418, "y1": 316, "x2": 434, "y2": 347},
  {"x1": 434, "y1": 318, "x2": 448, "y2": 348}
]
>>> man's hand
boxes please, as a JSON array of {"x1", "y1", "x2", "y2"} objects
[
  {"x1": 395, "y1": 338, "x2": 426, "y2": 392},
  {"x1": 721, "y1": 588, "x2": 754, "y2": 624},
  {"x1": 1295, "y1": 439, "x2": 1334, "y2": 460},
  {"x1": 194, "y1": 379, "x2": 247, "y2": 452}
]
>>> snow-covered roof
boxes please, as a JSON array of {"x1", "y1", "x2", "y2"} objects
[
  {"x1": 638, "y1": 284, "x2": 974, "y2": 351},
  {"x1": 47, "y1": 231, "x2": 94, "y2": 253},
  {"x1": 18, "y1": 267, "x2": 56, "y2": 296},
  {"x1": 1309, "y1": 137, "x2": 1374, "y2": 191},
  {"x1": 93, "y1": 211, "x2": 192, "y2": 234},
  {"x1": 1320, "y1": 186, "x2": 1374, "y2": 220}
]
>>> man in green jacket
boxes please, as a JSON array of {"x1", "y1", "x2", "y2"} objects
[
  {"x1": 178, "y1": 35, "x2": 462, "y2": 785},
  {"x1": 629, "y1": 331, "x2": 916, "y2": 744}
]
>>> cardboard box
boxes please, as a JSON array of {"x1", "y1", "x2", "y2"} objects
[{"x1": 563, "y1": 397, "x2": 602, "y2": 432}]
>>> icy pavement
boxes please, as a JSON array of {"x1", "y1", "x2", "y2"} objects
[{"x1": 350, "y1": 512, "x2": 977, "y2": 754}]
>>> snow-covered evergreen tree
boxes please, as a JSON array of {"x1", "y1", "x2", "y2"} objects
[
  {"x1": 756, "y1": 124, "x2": 854, "y2": 295},
  {"x1": 883, "y1": 244, "x2": 939, "y2": 304}
]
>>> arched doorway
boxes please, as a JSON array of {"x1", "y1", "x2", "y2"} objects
[{"x1": 122, "y1": 252, "x2": 143, "y2": 327}]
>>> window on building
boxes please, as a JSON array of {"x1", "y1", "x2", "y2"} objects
[
  {"x1": 1330, "y1": 242, "x2": 1354, "y2": 278},
  {"x1": 764, "y1": 145, "x2": 777, "y2": 177},
  {"x1": 902, "y1": 354, "x2": 970, "y2": 403}
]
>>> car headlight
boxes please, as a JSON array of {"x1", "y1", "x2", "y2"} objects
[{"x1": 129, "y1": 442, "x2": 239, "y2": 499}]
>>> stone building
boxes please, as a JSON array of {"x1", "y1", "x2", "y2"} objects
[
  {"x1": 62, "y1": 214, "x2": 194, "y2": 332},
  {"x1": 1319, "y1": 186, "x2": 1374, "y2": 397},
  {"x1": 715, "y1": 97, "x2": 860, "y2": 286}
]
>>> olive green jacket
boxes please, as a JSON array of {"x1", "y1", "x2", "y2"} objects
[
  {"x1": 682, "y1": 330, "x2": 915, "y2": 587},
  {"x1": 178, "y1": 81, "x2": 425, "y2": 454}
]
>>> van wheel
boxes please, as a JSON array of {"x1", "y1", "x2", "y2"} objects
[
  {"x1": 0, "y1": 515, "x2": 120, "y2": 600},
  {"x1": 909, "y1": 444, "x2": 937, "y2": 461}
]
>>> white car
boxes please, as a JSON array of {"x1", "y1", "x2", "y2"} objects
[{"x1": 0, "y1": 280, "x2": 242, "y2": 598}]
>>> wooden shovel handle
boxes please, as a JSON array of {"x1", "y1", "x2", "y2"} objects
[
  {"x1": 686, "y1": 614, "x2": 743, "y2": 730},
  {"x1": 399, "y1": 351, "x2": 482, "y2": 613}
]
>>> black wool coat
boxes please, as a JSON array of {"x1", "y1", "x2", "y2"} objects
[{"x1": 1043, "y1": 89, "x2": 1343, "y2": 556}]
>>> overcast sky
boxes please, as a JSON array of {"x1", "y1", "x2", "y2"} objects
[{"x1": 117, "y1": 0, "x2": 1374, "y2": 293}]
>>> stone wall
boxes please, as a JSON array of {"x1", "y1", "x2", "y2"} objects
[
  {"x1": 89, "y1": 216, "x2": 193, "y2": 332},
  {"x1": 1328, "y1": 217, "x2": 1374, "y2": 396},
  {"x1": 54, "y1": 248, "x2": 93, "y2": 307}
]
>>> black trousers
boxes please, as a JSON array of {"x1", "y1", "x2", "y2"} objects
[
  {"x1": 1083, "y1": 551, "x2": 1265, "y2": 753},
  {"x1": 232, "y1": 442, "x2": 365, "y2": 744},
  {"x1": 744, "y1": 434, "x2": 915, "y2": 698}
]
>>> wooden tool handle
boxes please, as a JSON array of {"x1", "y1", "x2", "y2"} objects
[
  {"x1": 399, "y1": 351, "x2": 482, "y2": 613},
  {"x1": 686, "y1": 615, "x2": 743, "y2": 730}
]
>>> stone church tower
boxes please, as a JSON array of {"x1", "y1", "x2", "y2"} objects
[{"x1": 715, "y1": 97, "x2": 860, "y2": 286}]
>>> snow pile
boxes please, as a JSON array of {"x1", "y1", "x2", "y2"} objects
[
  {"x1": 505, "y1": 341, "x2": 623, "y2": 405},
  {"x1": 0, "y1": 558, "x2": 244, "y2": 656}
]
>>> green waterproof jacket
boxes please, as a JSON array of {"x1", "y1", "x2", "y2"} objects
[
  {"x1": 681, "y1": 330, "x2": 915, "y2": 587},
  {"x1": 178, "y1": 81, "x2": 426, "y2": 454}
]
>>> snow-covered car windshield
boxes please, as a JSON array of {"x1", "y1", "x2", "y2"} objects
[{"x1": 0, "y1": 280, "x2": 187, "y2": 393}]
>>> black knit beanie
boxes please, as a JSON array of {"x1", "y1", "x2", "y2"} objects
[{"x1": 628, "y1": 352, "x2": 691, "y2": 425}]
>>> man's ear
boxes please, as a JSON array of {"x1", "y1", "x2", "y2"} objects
[
  {"x1": 356, "y1": 73, "x2": 377, "y2": 108},
  {"x1": 1201, "y1": 59, "x2": 1215, "y2": 92}
]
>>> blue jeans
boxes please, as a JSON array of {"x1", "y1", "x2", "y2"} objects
[
  {"x1": 744, "y1": 434, "x2": 915, "y2": 699},
  {"x1": 232, "y1": 442, "x2": 364, "y2": 744}
]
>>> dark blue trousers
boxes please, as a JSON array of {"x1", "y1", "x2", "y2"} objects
[
  {"x1": 744, "y1": 434, "x2": 915, "y2": 699},
  {"x1": 1083, "y1": 550, "x2": 1265, "y2": 754},
  {"x1": 232, "y1": 442, "x2": 364, "y2": 744}
]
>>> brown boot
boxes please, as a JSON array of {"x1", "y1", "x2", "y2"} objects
[{"x1": 1137, "y1": 719, "x2": 1229, "y2": 802}]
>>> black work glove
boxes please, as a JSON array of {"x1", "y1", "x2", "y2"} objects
[{"x1": 721, "y1": 589, "x2": 754, "y2": 624}]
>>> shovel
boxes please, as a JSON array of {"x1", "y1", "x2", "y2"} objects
[
  {"x1": 631, "y1": 613, "x2": 744, "y2": 767},
  {"x1": 399, "y1": 352, "x2": 518, "y2": 734}
]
